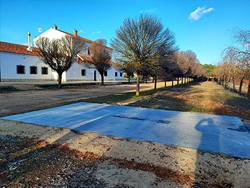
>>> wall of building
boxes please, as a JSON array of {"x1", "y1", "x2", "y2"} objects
[
  {"x1": 0, "y1": 51, "x2": 123, "y2": 82},
  {"x1": 33, "y1": 28, "x2": 66, "y2": 45},
  {"x1": 0, "y1": 51, "x2": 55, "y2": 81},
  {"x1": 1, "y1": 27, "x2": 123, "y2": 82},
  {"x1": 66, "y1": 62, "x2": 124, "y2": 81}
]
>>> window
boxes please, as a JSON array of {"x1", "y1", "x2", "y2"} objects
[
  {"x1": 115, "y1": 72, "x2": 118, "y2": 77},
  {"x1": 88, "y1": 48, "x2": 90, "y2": 55},
  {"x1": 17, "y1": 65, "x2": 25, "y2": 74},
  {"x1": 104, "y1": 71, "x2": 107, "y2": 77},
  {"x1": 41, "y1": 67, "x2": 48, "y2": 75},
  {"x1": 30, "y1": 66, "x2": 37, "y2": 74},
  {"x1": 81, "y1": 69, "x2": 86, "y2": 76},
  {"x1": 120, "y1": 72, "x2": 123, "y2": 77}
]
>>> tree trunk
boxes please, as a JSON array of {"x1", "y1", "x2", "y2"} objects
[
  {"x1": 177, "y1": 77, "x2": 179, "y2": 85},
  {"x1": 128, "y1": 76, "x2": 130, "y2": 83},
  {"x1": 172, "y1": 79, "x2": 174, "y2": 86},
  {"x1": 101, "y1": 73, "x2": 104, "y2": 85},
  {"x1": 164, "y1": 79, "x2": 167, "y2": 90},
  {"x1": 154, "y1": 76, "x2": 157, "y2": 92},
  {"x1": 232, "y1": 77, "x2": 235, "y2": 91},
  {"x1": 247, "y1": 79, "x2": 250, "y2": 98},
  {"x1": 239, "y1": 78, "x2": 243, "y2": 94},
  {"x1": 136, "y1": 74, "x2": 140, "y2": 96},
  {"x1": 182, "y1": 77, "x2": 183, "y2": 85},
  {"x1": 58, "y1": 72, "x2": 62, "y2": 89}
]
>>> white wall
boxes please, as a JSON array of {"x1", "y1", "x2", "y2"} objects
[
  {"x1": 33, "y1": 28, "x2": 66, "y2": 46},
  {"x1": 0, "y1": 52, "x2": 55, "y2": 81},
  {"x1": 5, "y1": 27, "x2": 124, "y2": 82},
  {"x1": 66, "y1": 62, "x2": 124, "y2": 81},
  {"x1": 0, "y1": 51, "x2": 123, "y2": 81}
]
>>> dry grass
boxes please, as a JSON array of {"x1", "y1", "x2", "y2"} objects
[{"x1": 84, "y1": 81, "x2": 250, "y2": 121}]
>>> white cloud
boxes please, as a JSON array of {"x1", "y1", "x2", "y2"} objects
[
  {"x1": 92, "y1": 31, "x2": 102, "y2": 34},
  {"x1": 189, "y1": 6, "x2": 214, "y2": 21},
  {"x1": 140, "y1": 9, "x2": 156, "y2": 14}
]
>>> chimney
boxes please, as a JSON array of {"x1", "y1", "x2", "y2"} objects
[
  {"x1": 27, "y1": 32, "x2": 32, "y2": 51},
  {"x1": 74, "y1": 29, "x2": 77, "y2": 36},
  {"x1": 53, "y1": 25, "x2": 57, "y2": 30}
]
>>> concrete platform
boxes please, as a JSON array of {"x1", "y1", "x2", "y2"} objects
[{"x1": 2, "y1": 102, "x2": 250, "y2": 159}]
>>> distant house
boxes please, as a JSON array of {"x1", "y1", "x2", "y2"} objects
[{"x1": 0, "y1": 26, "x2": 123, "y2": 82}]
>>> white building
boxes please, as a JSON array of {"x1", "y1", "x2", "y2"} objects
[{"x1": 0, "y1": 26, "x2": 123, "y2": 82}]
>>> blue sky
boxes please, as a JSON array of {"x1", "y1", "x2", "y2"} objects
[{"x1": 1, "y1": 0, "x2": 249, "y2": 65}]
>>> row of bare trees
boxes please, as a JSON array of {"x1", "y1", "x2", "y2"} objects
[
  {"x1": 111, "y1": 15, "x2": 206, "y2": 96},
  {"x1": 35, "y1": 15, "x2": 206, "y2": 91},
  {"x1": 213, "y1": 28, "x2": 250, "y2": 97}
]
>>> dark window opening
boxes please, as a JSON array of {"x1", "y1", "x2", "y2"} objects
[
  {"x1": 88, "y1": 48, "x2": 90, "y2": 55},
  {"x1": 104, "y1": 71, "x2": 107, "y2": 77},
  {"x1": 81, "y1": 69, "x2": 86, "y2": 76},
  {"x1": 17, "y1": 65, "x2": 25, "y2": 74},
  {"x1": 30, "y1": 66, "x2": 37, "y2": 74},
  {"x1": 42, "y1": 67, "x2": 48, "y2": 75},
  {"x1": 115, "y1": 72, "x2": 118, "y2": 77},
  {"x1": 120, "y1": 72, "x2": 123, "y2": 77}
]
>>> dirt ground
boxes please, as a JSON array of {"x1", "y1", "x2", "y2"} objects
[
  {"x1": 0, "y1": 81, "x2": 169, "y2": 117},
  {"x1": 1, "y1": 81, "x2": 250, "y2": 187},
  {"x1": 1, "y1": 120, "x2": 250, "y2": 187}
]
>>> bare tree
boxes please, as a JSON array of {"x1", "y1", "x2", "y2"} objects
[
  {"x1": 217, "y1": 28, "x2": 250, "y2": 96},
  {"x1": 175, "y1": 50, "x2": 205, "y2": 82},
  {"x1": 221, "y1": 48, "x2": 239, "y2": 88},
  {"x1": 89, "y1": 39, "x2": 112, "y2": 85},
  {"x1": 231, "y1": 28, "x2": 250, "y2": 97},
  {"x1": 111, "y1": 14, "x2": 177, "y2": 96},
  {"x1": 36, "y1": 35, "x2": 86, "y2": 88}
]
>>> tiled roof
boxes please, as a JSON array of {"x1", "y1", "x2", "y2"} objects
[
  {"x1": 0, "y1": 41, "x2": 39, "y2": 56},
  {"x1": 56, "y1": 29, "x2": 113, "y2": 50},
  {"x1": 78, "y1": 54, "x2": 113, "y2": 65},
  {"x1": 78, "y1": 55, "x2": 93, "y2": 64}
]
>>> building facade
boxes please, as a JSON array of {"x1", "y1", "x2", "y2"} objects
[{"x1": 0, "y1": 26, "x2": 123, "y2": 82}]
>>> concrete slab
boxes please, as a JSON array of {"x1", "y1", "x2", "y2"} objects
[{"x1": 2, "y1": 102, "x2": 250, "y2": 159}]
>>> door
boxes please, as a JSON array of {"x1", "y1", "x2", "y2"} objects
[{"x1": 94, "y1": 70, "x2": 97, "y2": 81}]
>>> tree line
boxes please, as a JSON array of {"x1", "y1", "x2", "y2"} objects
[
  {"x1": 111, "y1": 15, "x2": 206, "y2": 95},
  {"x1": 213, "y1": 28, "x2": 250, "y2": 97},
  {"x1": 35, "y1": 15, "x2": 206, "y2": 92}
]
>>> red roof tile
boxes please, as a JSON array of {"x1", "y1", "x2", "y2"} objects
[
  {"x1": 0, "y1": 41, "x2": 39, "y2": 56},
  {"x1": 78, "y1": 54, "x2": 113, "y2": 65},
  {"x1": 56, "y1": 29, "x2": 113, "y2": 50},
  {"x1": 78, "y1": 55, "x2": 93, "y2": 64}
]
